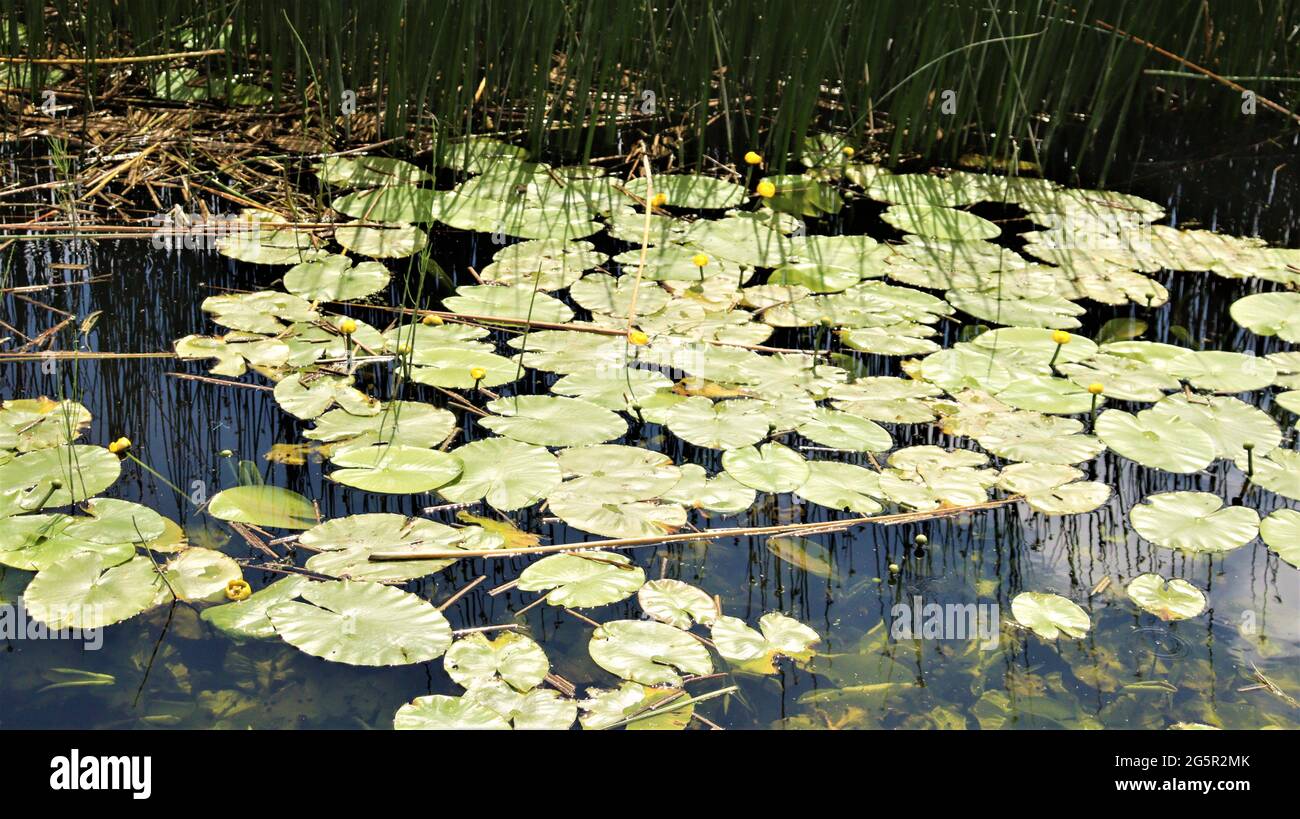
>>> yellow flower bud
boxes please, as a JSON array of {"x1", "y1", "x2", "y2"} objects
[
  {"x1": 650, "y1": 192, "x2": 668, "y2": 208},
  {"x1": 756, "y1": 180, "x2": 777, "y2": 198},
  {"x1": 628, "y1": 330, "x2": 650, "y2": 346},
  {"x1": 744, "y1": 151, "x2": 763, "y2": 166},
  {"x1": 469, "y1": 367, "x2": 487, "y2": 381},
  {"x1": 338, "y1": 318, "x2": 358, "y2": 335},
  {"x1": 421, "y1": 314, "x2": 443, "y2": 326},
  {"x1": 225, "y1": 579, "x2": 252, "y2": 602},
  {"x1": 1051, "y1": 330, "x2": 1071, "y2": 345},
  {"x1": 842, "y1": 145, "x2": 855, "y2": 157},
  {"x1": 1087, "y1": 383, "x2": 1105, "y2": 395},
  {"x1": 107, "y1": 436, "x2": 131, "y2": 454},
  {"x1": 691, "y1": 253, "x2": 709, "y2": 268}
]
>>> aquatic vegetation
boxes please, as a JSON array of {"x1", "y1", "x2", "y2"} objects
[{"x1": 3, "y1": 116, "x2": 1299, "y2": 731}]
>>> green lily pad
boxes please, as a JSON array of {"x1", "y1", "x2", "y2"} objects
[
  {"x1": 334, "y1": 223, "x2": 428, "y2": 258},
  {"x1": 710, "y1": 612, "x2": 820, "y2": 673},
  {"x1": 23, "y1": 553, "x2": 163, "y2": 629},
  {"x1": 722, "y1": 442, "x2": 810, "y2": 493},
  {"x1": 1260, "y1": 509, "x2": 1300, "y2": 568},
  {"x1": 201, "y1": 576, "x2": 313, "y2": 640},
  {"x1": 554, "y1": 444, "x2": 682, "y2": 501},
  {"x1": 624, "y1": 174, "x2": 747, "y2": 209},
  {"x1": 1010, "y1": 592, "x2": 1090, "y2": 640},
  {"x1": 443, "y1": 632, "x2": 550, "y2": 692},
  {"x1": 301, "y1": 513, "x2": 499, "y2": 581},
  {"x1": 283, "y1": 254, "x2": 391, "y2": 301},
  {"x1": 1230, "y1": 291, "x2": 1300, "y2": 342},
  {"x1": 793, "y1": 461, "x2": 884, "y2": 514},
  {"x1": 327, "y1": 444, "x2": 462, "y2": 494},
  {"x1": 1129, "y1": 492, "x2": 1260, "y2": 553},
  {"x1": 1126, "y1": 573, "x2": 1207, "y2": 621},
  {"x1": 330, "y1": 187, "x2": 436, "y2": 222},
  {"x1": 304, "y1": 401, "x2": 455, "y2": 449},
  {"x1": 1148, "y1": 394, "x2": 1281, "y2": 460},
  {"x1": 659, "y1": 464, "x2": 756, "y2": 514},
  {"x1": 1095, "y1": 409, "x2": 1215, "y2": 473},
  {"x1": 0, "y1": 445, "x2": 121, "y2": 514},
  {"x1": 1169, "y1": 350, "x2": 1276, "y2": 393},
  {"x1": 442, "y1": 285, "x2": 575, "y2": 324},
  {"x1": 1236, "y1": 449, "x2": 1300, "y2": 500},
  {"x1": 881, "y1": 204, "x2": 999, "y2": 240},
  {"x1": 516, "y1": 552, "x2": 646, "y2": 608},
  {"x1": 664, "y1": 396, "x2": 770, "y2": 450},
  {"x1": 393, "y1": 695, "x2": 510, "y2": 730},
  {"x1": 637, "y1": 579, "x2": 718, "y2": 629},
  {"x1": 207, "y1": 486, "x2": 318, "y2": 530},
  {"x1": 588, "y1": 619, "x2": 713, "y2": 686},
  {"x1": 439, "y1": 438, "x2": 561, "y2": 511},
  {"x1": 797, "y1": 408, "x2": 891, "y2": 452},
  {"x1": 481, "y1": 396, "x2": 625, "y2": 447},
  {"x1": 268, "y1": 580, "x2": 452, "y2": 666}
]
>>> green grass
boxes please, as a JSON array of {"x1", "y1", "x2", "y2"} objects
[{"x1": 2, "y1": 1, "x2": 1297, "y2": 176}]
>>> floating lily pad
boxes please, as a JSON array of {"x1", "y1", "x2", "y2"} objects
[
  {"x1": 1010, "y1": 592, "x2": 1090, "y2": 640},
  {"x1": 23, "y1": 553, "x2": 163, "y2": 629},
  {"x1": 588, "y1": 619, "x2": 713, "y2": 686},
  {"x1": 443, "y1": 632, "x2": 550, "y2": 692},
  {"x1": 283, "y1": 254, "x2": 391, "y2": 301},
  {"x1": 268, "y1": 580, "x2": 452, "y2": 666},
  {"x1": 1126, "y1": 574, "x2": 1207, "y2": 621},
  {"x1": 334, "y1": 223, "x2": 428, "y2": 259},
  {"x1": 664, "y1": 396, "x2": 770, "y2": 450},
  {"x1": 208, "y1": 486, "x2": 318, "y2": 530},
  {"x1": 442, "y1": 285, "x2": 575, "y2": 324},
  {"x1": 439, "y1": 438, "x2": 561, "y2": 511},
  {"x1": 796, "y1": 408, "x2": 891, "y2": 452},
  {"x1": 659, "y1": 464, "x2": 756, "y2": 514},
  {"x1": 710, "y1": 612, "x2": 820, "y2": 673},
  {"x1": 481, "y1": 396, "x2": 626, "y2": 447},
  {"x1": 1129, "y1": 492, "x2": 1259, "y2": 553},
  {"x1": 201, "y1": 576, "x2": 313, "y2": 640},
  {"x1": 1095, "y1": 409, "x2": 1215, "y2": 473},
  {"x1": 1169, "y1": 350, "x2": 1276, "y2": 393},
  {"x1": 722, "y1": 442, "x2": 810, "y2": 493},
  {"x1": 624, "y1": 174, "x2": 747, "y2": 210},
  {"x1": 1236, "y1": 449, "x2": 1300, "y2": 500},
  {"x1": 1260, "y1": 509, "x2": 1300, "y2": 568},
  {"x1": 327, "y1": 444, "x2": 462, "y2": 494},
  {"x1": 1230, "y1": 291, "x2": 1300, "y2": 342},
  {"x1": 393, "y1": 695, "x2": 510, "y2": 730},
  {"x1": 793, "y1": 461, "x2": 884, "y2": 514},
  {"x1": 548, "y1": 493, "x2": 687, "y2": 538},
  {"x1": 637, "y1": 579, "x2": 718, "y2": 629},
  {"x1": 516, "y1": 552, "x2": 646, "y2": 608},
  {"x1": 0, "y1": 445, "x2": 121, "y2": 514}
]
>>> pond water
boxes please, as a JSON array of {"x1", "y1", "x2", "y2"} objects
[{"x1": 1, "y1": 114, "x2": 1297, "y2": 729}]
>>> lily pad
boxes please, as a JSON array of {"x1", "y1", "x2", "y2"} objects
[
  {"x1": 722, "y1": 442, "x2": 811, "y2": 493},
  {"x1": 1260, "y1": 509, "x2": 1300, "y2": 568},
  {"x1": 1010, "y1": 592, "x2": 1090, "y2": 640},
  {"x1": 481, "y1": 396, "x2": 625, "y2": 447},
  {"x1": 516, "y1": 552, "x2": 646, "y2": 608},
  {"x1": 588, "y1": 619, "x2": 713, "y2": 686},
  {"x1": 207, "y1": 486, "x2": 318, "y2": 530},
  {"x1": 268, "y1": 580, "x2": 452, "y2": 666},
  {"x1": 443, "y1": 632, "x2": 550, "y2": 692},
  {"x1": 638, "y1": 579, "x2": 718, "y2": 629},
  {"x1": 1126, "y1": 574, "x2": 1207, "y2": 621},
  {"x1": 1129, "y1": 492, "x2": 1260, "y2": 553},
  {"x1": 283, "y1": 254, "x2": 391, "y2": 301},
  {"x1": 439, "y1": 438, "x2": 561, "y2": 511},
  {"x1": 710, "y1": 612, "x2": 820, "y2": 673},
  {"x1": 1095, "y1": 409, "x2": 1215, "y2": 473}
]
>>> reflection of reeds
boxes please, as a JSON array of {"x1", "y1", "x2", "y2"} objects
[{"x1": 3, "y1": 2, "x2": 1298, "y2": 171}]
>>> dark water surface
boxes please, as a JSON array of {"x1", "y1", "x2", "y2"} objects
[{"x1": 1, "y1": 115, "x2": 1298, "y2": 729}]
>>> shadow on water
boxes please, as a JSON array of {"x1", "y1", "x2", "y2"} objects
[{"x1": 1, "y1": 112, "x2": 1298, "y2": 729}]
